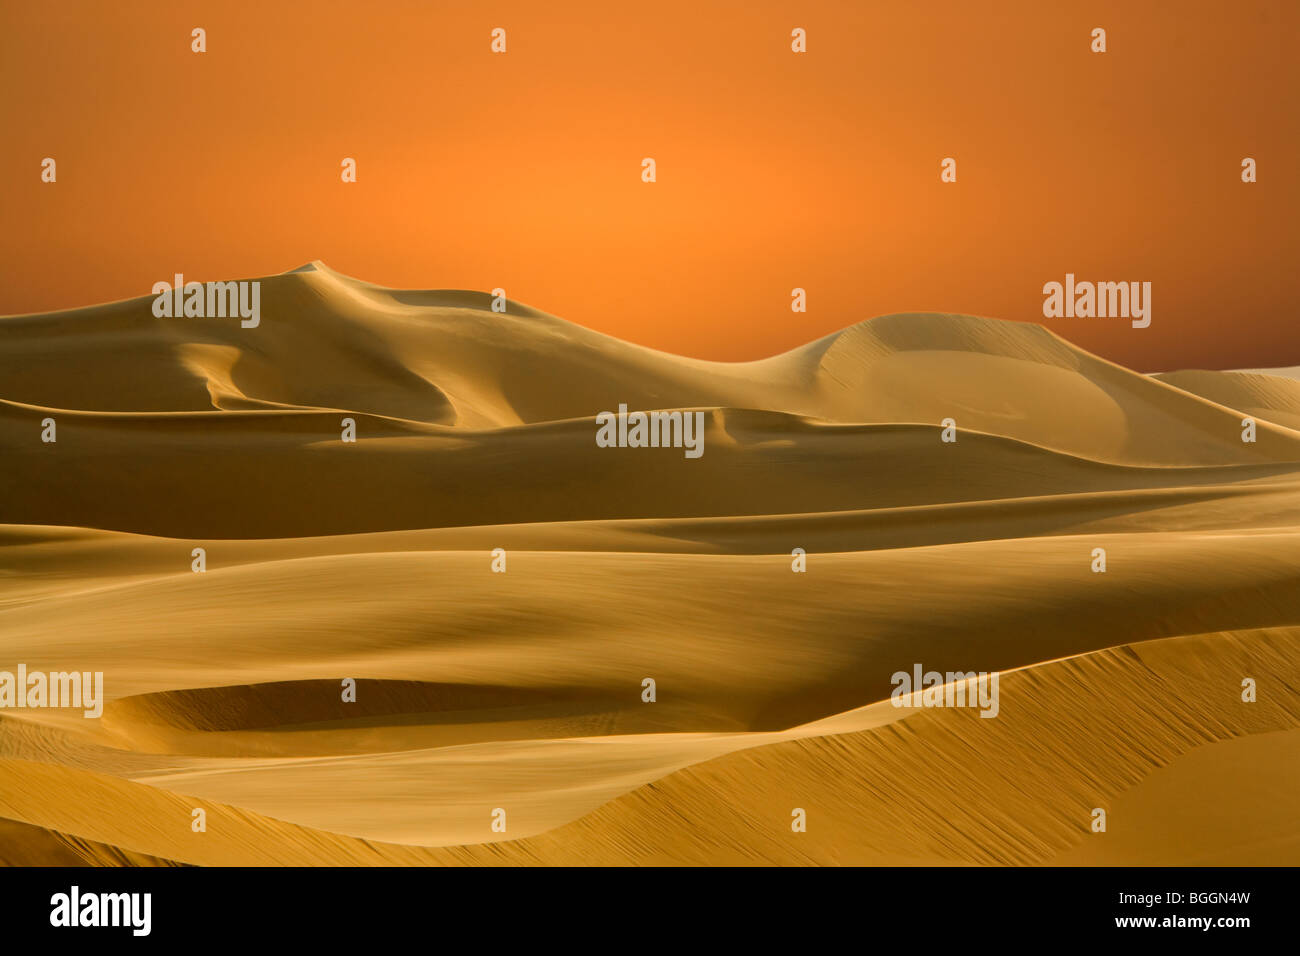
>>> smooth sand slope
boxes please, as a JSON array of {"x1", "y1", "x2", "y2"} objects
[
  {"x1": 1155, "y1": 368, "x2": 1300, "y2": 431},
  {"x1": 1, "y1": 262, "x2": 1297, "y2": 865}
]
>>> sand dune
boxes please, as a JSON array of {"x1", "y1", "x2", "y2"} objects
[
  {"x1": 1, "y1": 263, "x2": 1297, "y2": 865},
  {"x1": 6, "y1": 262, "x2": 1298, "y2": 455},
  {"x1": 1155, "y1": 368, "x2": 1300, "y2": 431}
]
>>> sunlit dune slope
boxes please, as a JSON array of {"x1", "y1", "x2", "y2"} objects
[
  {"x1": 1, "y1": 627, "x2": 1295, "y2": 865},
  {"x1": 1155, "y1": 368, "x2": 1300, "y2": 431},
  {"x1": 0, "y1": 529, "x2": 1298, "y2": 846},
  {"x1": 3, "y1": 262, "x2": 1298, "y2": 464},
  {"x1": 1, "y1": 264, "x2": 1297, "y2": 867}
]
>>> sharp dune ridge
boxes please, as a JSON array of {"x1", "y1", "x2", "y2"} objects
[{"x1": 1, "y1": 263, "x2": 1297, "y2": 865}]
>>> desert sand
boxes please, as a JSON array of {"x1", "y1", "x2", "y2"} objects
[{"x1": 1, "y1": 262, "x2": 1297, "y2": 865}]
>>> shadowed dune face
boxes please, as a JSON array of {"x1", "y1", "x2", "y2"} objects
[
  {"x1": 104, "y1": 680, "x2": 588, "y2": 734},
  {"x1": 1, "y1": 263, "x2": 1298, "y2": 865},
  {"x1": 0, "y1": 818, "x2": 186, "y2": 867},
  {"x1": 7, "y1": 403, "x2": 1300, "y2": 538}
]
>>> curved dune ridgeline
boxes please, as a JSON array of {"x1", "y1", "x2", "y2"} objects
[{"x1": 2, "y1": 263, "x2": 1298, "y2": 865}]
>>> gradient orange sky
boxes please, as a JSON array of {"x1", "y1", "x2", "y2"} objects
[{"x1": 2, "y1": 0, "x2": 1296, "y2": 371}]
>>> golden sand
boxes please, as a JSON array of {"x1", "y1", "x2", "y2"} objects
[{"x1": 2, "y1": 263, "x2": 1296, "y2": 865}]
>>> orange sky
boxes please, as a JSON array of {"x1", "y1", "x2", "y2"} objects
[{"x1": 2, "y1": 0, "x2": 1296, "y2": 371}]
